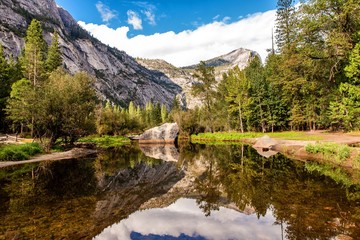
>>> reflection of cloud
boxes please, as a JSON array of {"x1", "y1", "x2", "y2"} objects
[
  {"x1": 78, "y1": 9, "x2": 276, "y2": 67},
  {"x1": 94, "y1": 198, "x2": 283, "y2": 240},
  {"x1": 96, "y1": 1, "x2": 117, "y2": 23},
  {"x1": 127, "y1": 10, "x2": 142, "y2": 30}
]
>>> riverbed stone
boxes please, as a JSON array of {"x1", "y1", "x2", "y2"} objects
[{"x1": 139, "y1": 123, "x2": 179, "y2": 144}]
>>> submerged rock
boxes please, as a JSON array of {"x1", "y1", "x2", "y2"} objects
[{"x1": 139, "y1": 123, "x2": 179, "y2": 144}]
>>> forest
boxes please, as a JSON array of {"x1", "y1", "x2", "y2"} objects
[
  {"x1": 176, "y1": 0, "x2": 360, "y2": 135},
  {"x1": 0, "y1": 0, "x2": 359, "y2": 148}
]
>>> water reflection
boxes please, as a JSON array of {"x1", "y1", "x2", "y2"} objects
[
  {"x1": 0, "y1": 143, "x2": 359, "y2": 239},
  {"x1": 94, "y1": 198, "x2": 284, "y2": 240}
]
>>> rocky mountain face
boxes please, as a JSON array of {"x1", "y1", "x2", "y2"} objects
[
  {"x1": 183, "y1": 48, "x2": 259, "y2": 80},
  {"x1": 0, "y1": 0, "x2": 182, "y2": 107},
  {"x1": 137, "y1": 48, "x2": 257, "y2": 109}
]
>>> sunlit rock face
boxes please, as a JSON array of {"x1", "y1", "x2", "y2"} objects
[
  {"x1": 139, "y1": 123, "x2": 179, "y2": 144},
  {"x1": 0, "y1": 0, "x2": 182, "y2": 107},
  {"x1": 137, "y1": 48, "x2": 257, "y2": 109}
]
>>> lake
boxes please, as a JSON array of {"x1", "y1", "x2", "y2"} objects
[{"x1": 0, "y1": 143, "x2": 359, "y2": 240}]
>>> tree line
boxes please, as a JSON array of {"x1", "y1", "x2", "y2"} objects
[
  {"x1": 173, "y1": 0, "x2": 360, "y2": 135},
  {"x1": 0, "y1": 19, "x2": 170, "y2": 148}
]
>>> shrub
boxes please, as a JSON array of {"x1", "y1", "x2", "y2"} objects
[{"x1": 0, "y1": 143, "x2": 43, "y2": 161}]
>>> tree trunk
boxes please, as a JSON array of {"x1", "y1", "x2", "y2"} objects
[{"x1": 238, "y1": 101, "x2": 244, "y2": 133}]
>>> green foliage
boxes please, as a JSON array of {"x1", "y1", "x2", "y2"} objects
[
  {"x1": 95, "y1": 100, "x2": 164, "y2": 136},
  {"x1": 5, "y1": 78, "x2": 35, "y2": 130},
  {"x1": 305, "y1": 142, "x2": 351, "y2": 163},
  {"x1": 46, "y1": 32, "x2": 62, "y2": 72},
  {"x1": 275, "y1": 0, "x2": 297, "y2": 51},
  {"x1": 329, "y1": 38, "x2": 360, "y2": 130},
  {"x1": 77, "y1": 135, "x2": 130, "y2": 148},
  {"x1": 191, "y1": 61, "x2": 217, "y2": 132},
  {"x1": 7, "y1": 69, "x2": 98, "y2": 147},
  {"x1": 0, "y1": 45, "x2": 22, "y2": 131},
  {"x1": 223, "y1": 66, "x2": 249, "y2": 133},
  {"x1": 20, "y1": 19, "x2": 47, "y2": 86},
  {"x1": 0, "y1": 143, "x2": 42, "y2": 161}
]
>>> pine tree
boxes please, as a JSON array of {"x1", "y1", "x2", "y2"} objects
[
  {"x1": 20, "y1": 19, "x2": 47, "y2": 86},
  {"x1": 224, "y1": 67, "x2": 249, "y2": 133},
  {"x1": 46, "y1": 31, "x2": 62, "y2": 73},
  {"x1": 128, "y1": 101, "x2": 136, "y2": 120},
  {"x1": 161, "y1": 104, "x2": 167, "y2": 123},
  {"x1": 192, "y1": 61, "x2": 217, "y2": 132},
  {"x1": 275, "y1": 0, "x2": 296, "y2": 52}
]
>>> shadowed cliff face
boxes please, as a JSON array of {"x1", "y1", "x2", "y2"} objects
[{"x1": 0, "y1": 0, "x2": 182, "y2": 107}]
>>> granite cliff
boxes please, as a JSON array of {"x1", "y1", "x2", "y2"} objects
[{"x1": 0, "y1": 0, "x2": 182, "y2": 107}]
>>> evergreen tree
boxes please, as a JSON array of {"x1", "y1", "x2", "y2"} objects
[
  {"x1": 224, "y1": 67, "x2": 249, "y2": 133},
  {"x1": 275, "y1": 0, "x2": 297, "y2": 52},
  {"x1": 161, "y1": 104, "x2": 167, "y2": 123},
  {"x1": 20, "y1": 19, "x2": 47, "y2": 86},
  {"x1": 46, "y1": 31, "x2": 62, "y2": 73},
  {"x1": 192, "y1": 61, "x2": 217, "y2": 132},
  {"x1": 128, "y1": 101, "x2": 136, "y2": 120},
  {"x1": 330, "y1": 38, "x2": 360, "y2": 130}
]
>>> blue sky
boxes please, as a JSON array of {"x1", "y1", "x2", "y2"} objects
[{"x1": 55, "y1": 0, "x2": 279, "y2": 66}]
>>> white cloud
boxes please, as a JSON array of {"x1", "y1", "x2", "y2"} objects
[
  {"x1": 79, "y1": 9, "x2": 276, "y2": 67},
  {"x1": 127, "y1": 10, "x2": 143, "y2": 30},
  {"x1": 143, "y1": 10, "x2": 156, "y2": 25},
  {"x1": 95, "y1": 1, "x2": 117, "y2": 23}
]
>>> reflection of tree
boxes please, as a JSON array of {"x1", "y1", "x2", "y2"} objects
[
  {"x1": 194, "y1": 146, "x2": 221, "y2": 216},
  {"x1": 186, "y1": 144, "x2": 360, "y2": 239}
]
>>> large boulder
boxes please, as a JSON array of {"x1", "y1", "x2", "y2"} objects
[
  {"x1": 252, "y1": 135, "x2": 278, "y2": 149},
  {"x1": 139, "y1": 123, "x2": 179, "y2": 144}
]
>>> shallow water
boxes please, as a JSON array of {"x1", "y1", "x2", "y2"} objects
[{"x1": 0, "y1": 144, "x2": 359, "y2": 240}]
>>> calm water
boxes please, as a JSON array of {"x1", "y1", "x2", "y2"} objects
[{"x1": 0, "y1": 143, "x2": 359, "y2": 240}]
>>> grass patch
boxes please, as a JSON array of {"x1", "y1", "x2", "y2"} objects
[
  {"x1": 191, "y1": 132, "x2": 262, "y2": 143},
  {"x1": 354, "y1": 152, "x2": 360, "y2": 168},
  {"x1": 0, "y1": 143, "x2": 43, "y2": 161},
  {"x1": 191, "y1": 131, "x2": 322, "y2": 143},
  {"x1": 305, "y1": 142, "x2": 350, "y2": 163},
  {"x1": 78, "y1": 135, "x2": 131, "y2": 148}
]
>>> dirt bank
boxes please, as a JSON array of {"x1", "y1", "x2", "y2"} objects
[{"x1": 268, "y1": 132, "x2": 360, "y2": 169}]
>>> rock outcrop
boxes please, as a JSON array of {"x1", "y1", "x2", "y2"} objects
[
  {"x1": 136, "y1": 48, "x2": 257, "y2": 109},
  {"x1": 139, "y1": 123, "x2": 179, "y2": 144},
  {"x1": 183, "y1": 48, "x2": 259, "y2": 80},
  {"x1": 0, "y1": 0, "x2": 181, "y2": 107}
]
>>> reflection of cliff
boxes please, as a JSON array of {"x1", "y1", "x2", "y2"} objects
[
  {"x1": 0, "y1": 152, "x2": 185, "y2": 239},
  {"x1": 94, "y1": 161, "x2": 185, "y2": 223}
]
